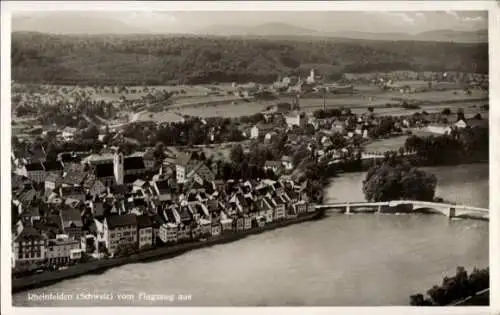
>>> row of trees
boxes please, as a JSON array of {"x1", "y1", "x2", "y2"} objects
[
  {"x1": 410, "y1": 266, "x2": 489, "y2": 306},
  {"x1": 404, "y1": 126, "x2": 489, "y2": 165},
  {"x1": 12, "y1": 32, "x2": 488, "y2": 85}
]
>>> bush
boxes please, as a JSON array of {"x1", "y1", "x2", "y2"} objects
[
  {"x1": 411, "y1": 266, "x2": 489, "y2": 306},
  {"x1": 362, "y1": 157, "x2": 437, "y2": 202},
  {"x1": 441, "y1": 108, "x2": 452, "y2": 115}
]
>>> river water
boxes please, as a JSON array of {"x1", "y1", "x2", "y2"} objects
[{"x1": 14, "y1": 163, "x2": 489, "y2": 307}]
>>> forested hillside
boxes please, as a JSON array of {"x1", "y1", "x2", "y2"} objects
[{"x1": 11, "y1": 32, "x2": 488, "y2": 86}]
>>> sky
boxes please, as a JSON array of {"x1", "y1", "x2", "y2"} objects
[{"x1": 11, "y1": 11, "x2": 488, "y2": 35}]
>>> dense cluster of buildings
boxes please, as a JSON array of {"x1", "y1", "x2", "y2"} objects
[{"x1": 11, "y1": 145, "x2": 313, "y2": 272}]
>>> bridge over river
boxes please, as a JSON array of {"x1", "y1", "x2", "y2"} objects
[{"x1": 315, "y1": 200, "x2": 489, "y2": 220}]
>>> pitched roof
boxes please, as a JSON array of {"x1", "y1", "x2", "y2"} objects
[
  {"x1": 175, "y1": 151, "x2": 192, "y2": 166},
  {"x1": 111, "y1": 184, "x2": 129, "y2": 195},
  {"x1": 106, "y1": 214, "x2": 137, "y2": 229},
  {"x1": 83, "y1": 153, "x2": 114, "y2": 163},
  {"x1": 45, "y1": 173, "x2": 62, "y2": 183},
  {"x1": 265, "y1": 160, "x2": 282, "y2": 167},
  {"x1": 163, "y1": 207, "x2": 178, "y2": 224},
  {"x1": 133, "y1": 179, "x2": 146, "y2": 187},
  {"x1": 14, "y1": 226, "x2": 45, "y2": 242},
  {"x1": 12, "y1": 174, "x2": 30, "y2": 190},
  {"x1": 60, "y1": 171, "x2": 87, "y2": 185},
  {"x1": 25, "y1": 162, "x2": 44, "y2": 171},
  {"x1": 143, "y1": 148, "x2": 156, "y2": 159},
  {"x1": 60, "y1": 209, "x2": 83, "y2": 228},
  {"x1": 124, "y1": 156, "x2": 145, "y2": 170},
  {"x1": 154, "y1": 179, "x2": 170, "y2": 194},
  {"x1": 95, "y1": 163, "x2": 114, "y2": 178},
  {"x1": 150, "y1": 213, "x2": 165, "y2": 227},
  {"x1": 124, "y1": 173, "x2": 143, "y2": 184},
  {"x1": 43, "y1": 160, "x2": 64, "y2": 172},
  {"x1": 59, "y1": 152, "x2": 82, "y2": 163},
  {"x1": 60, "y1": 185, "x2": 85, "y2": 196},
  {"x1": 88, "y1": 180, "x2": 107, "y2": 196},
  {"x1": 136, "y1": 214, "x2": 153, "y2": 229},
  {"x1": 17, "y1": 188, "x2": 38, "y2": 205},
  {"x1": 178, "y1": 206, "x2": 193, "y2": 222}
]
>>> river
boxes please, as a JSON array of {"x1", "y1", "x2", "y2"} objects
[{"x1": 13, "y1": 163, "x2": 489, "y2": 307}]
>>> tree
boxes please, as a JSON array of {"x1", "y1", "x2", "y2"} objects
[
  {"x1": 441, "y1": 108, "x2": 451, "y2": 115},
  {"x1": 230, "y1": 144, "x2": 245, "y2": 165},
  {"x1": 292, "y1": 145, "x2": 311, "y2": 167},
  {"x1": 367, "y1": 106, "x2": 374, "y2": 113},
  {"x1": 82, "y1": 124, "x2": 99, "y2": 140},
  {"x1": 457, "y1": 108, "x2": 466, "y2": 121},
  {"x1": 473, "y1": 113, "x2": 482, "y2": 120},
  {"x1": 362, "y1": 160, "x2": 437, "y2": 202}
]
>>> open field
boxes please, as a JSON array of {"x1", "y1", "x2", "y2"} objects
[
  {"x1": 364, "y1": 129, "x2": 436, "y2": 152},
  {"x1": 381, "y1": 89, "x2": 487, "y2": 102},
  {"x1": 351, "y1": 101, "x2": 488, "y2": 117},
  {"x1": 17, "y1": 84, "x2": 237, "y2": 105},
  {"x1": 135, "y1": 111, "x2": 185, "y2": 123},
  {"x1": 168, "y1": 102, "x2": 271, "y2": 118}
]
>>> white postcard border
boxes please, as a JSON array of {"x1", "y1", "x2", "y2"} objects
[{"x1": 1, "y1": 1, "x2": 498, "y2": 315}]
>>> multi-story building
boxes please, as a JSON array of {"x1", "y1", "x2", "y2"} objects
[
  {"x1": 46, "y1": 234, "x2": 80, "y2": 265},
  {"x1": 43, "y1": 160, "x2": 64, "y2": 182},
  {"x1": 272, "y1": 195, "x2": 287, "y2": 220},
  {"x1": 97, "y1": 214, "x2": 138, "y2": 255},
  {"x1": 12, "y1": 226, "x2": 47, "y2": 269},
  {"x1": 136, "y1": 215, "x2": 153, "y2": 250},
  {"x1": 211, "y1": 223, "x2": 222, "y2": 236},
  {"x1": 22, "y1": 162, "x2": 45, "y2": 183},
  {"x1": 159, "y1": 223, "x2": 178, "y2": 243},
  {"x1": 294, "y1": 200, "x2": 308, "y2": 215}
]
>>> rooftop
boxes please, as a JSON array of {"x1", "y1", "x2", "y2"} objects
[
  {"x1": 106, "y1": 214, "x2": 137, "y2": 229},
  {"x1": 124, "y1": 156, "x2": 145, "y2": 170},
  {"x1": 95, "y1": 163, "x2": 114, "y2": 178}
]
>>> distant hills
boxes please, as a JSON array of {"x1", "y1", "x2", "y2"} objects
[
  {"x1": 197, "y1": 23, "x2": 488, "y2": 43},
  {"x1": 12, "y1": 13, "x2": 488, "y2": 43},
  {"x1": 11, "y1": 31, "x2": 488, "y2": 86},
  {"x1": 12, "y1": 13, "x2": 150, "y2": 35}
]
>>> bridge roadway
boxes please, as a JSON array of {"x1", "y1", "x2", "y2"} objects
[{"x1": 315, "y1": 200, "x2": 489, "y2": 219}]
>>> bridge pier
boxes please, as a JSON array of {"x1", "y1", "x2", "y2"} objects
[
  {"x1": 448, "y1": 207, "x2": 456, "y2": 218},
  {"x1": 377, "y1": 205, "x2": 382, "y2": 213},
  {"x1": 345, "y1": 202, "x2": 351, "y2": 214}
]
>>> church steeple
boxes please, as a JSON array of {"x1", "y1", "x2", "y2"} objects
[{"x1": 113, "y1": 148, "x2": 124, "y2": 185}]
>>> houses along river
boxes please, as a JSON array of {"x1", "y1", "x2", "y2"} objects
[{"x1": 14, "y1": 163, "x2": 488, "y2": 306}]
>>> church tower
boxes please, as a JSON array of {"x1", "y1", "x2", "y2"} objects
[{"x1": 113, "y1": 149, "x2": 124, "y2": 185}]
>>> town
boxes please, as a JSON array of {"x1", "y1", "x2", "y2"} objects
[
  {"x1": 7, "y1": 8, "x2": 492, "y2": 308},
  {"x1": 11, "y1": 70, "x2": 488, "y2": 278}
]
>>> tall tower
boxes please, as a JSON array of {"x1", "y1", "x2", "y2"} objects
[
  {"x1": 113, "y1": 150, "x2": 124, "y2": 185},
  {"x1": 309, "y1": 69, "x2": 315, "y2": 84},
  {"x1": 323, "y1": 91, "x2": 326, "y2": 111}
]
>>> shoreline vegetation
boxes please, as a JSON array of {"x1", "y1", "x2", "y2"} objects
[{"x1": 410, "y1": 266, "x2": 489, "y2": 306}]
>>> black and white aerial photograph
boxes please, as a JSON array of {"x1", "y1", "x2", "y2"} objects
[{"x1": 2, "y1": 1, "x2": 496, "y2": 312}]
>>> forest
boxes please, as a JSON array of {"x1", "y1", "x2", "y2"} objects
[{"x1": 11, "y1": 32, "x2": 488, "y2": 86}]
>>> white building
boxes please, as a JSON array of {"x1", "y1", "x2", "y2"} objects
[
  {"x1": 455, "y1": 119, "x2": 468, "y2": 129},
  {"x1": 12, "y1": 226, "x2": 47, "y2": 269},
  {"x1": 159, "y1": 223, "x2": 178, "y2": 244},
  {"x1": 95, "y1": 214, "x2": 138, "y2": 255},
  {"x1": 46, "y1": 234, "x2": 80, "y2": 265},
  {"x1": 285, "y1": 112, "x2": 307, "y2": 128},
  {"x1": 306, "y1": 69, "x2": 315, "y2": 84}
]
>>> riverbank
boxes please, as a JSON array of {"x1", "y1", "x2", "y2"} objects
[{"x1": 12, "y1": 209, "x2": 325, "y2": 293}]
